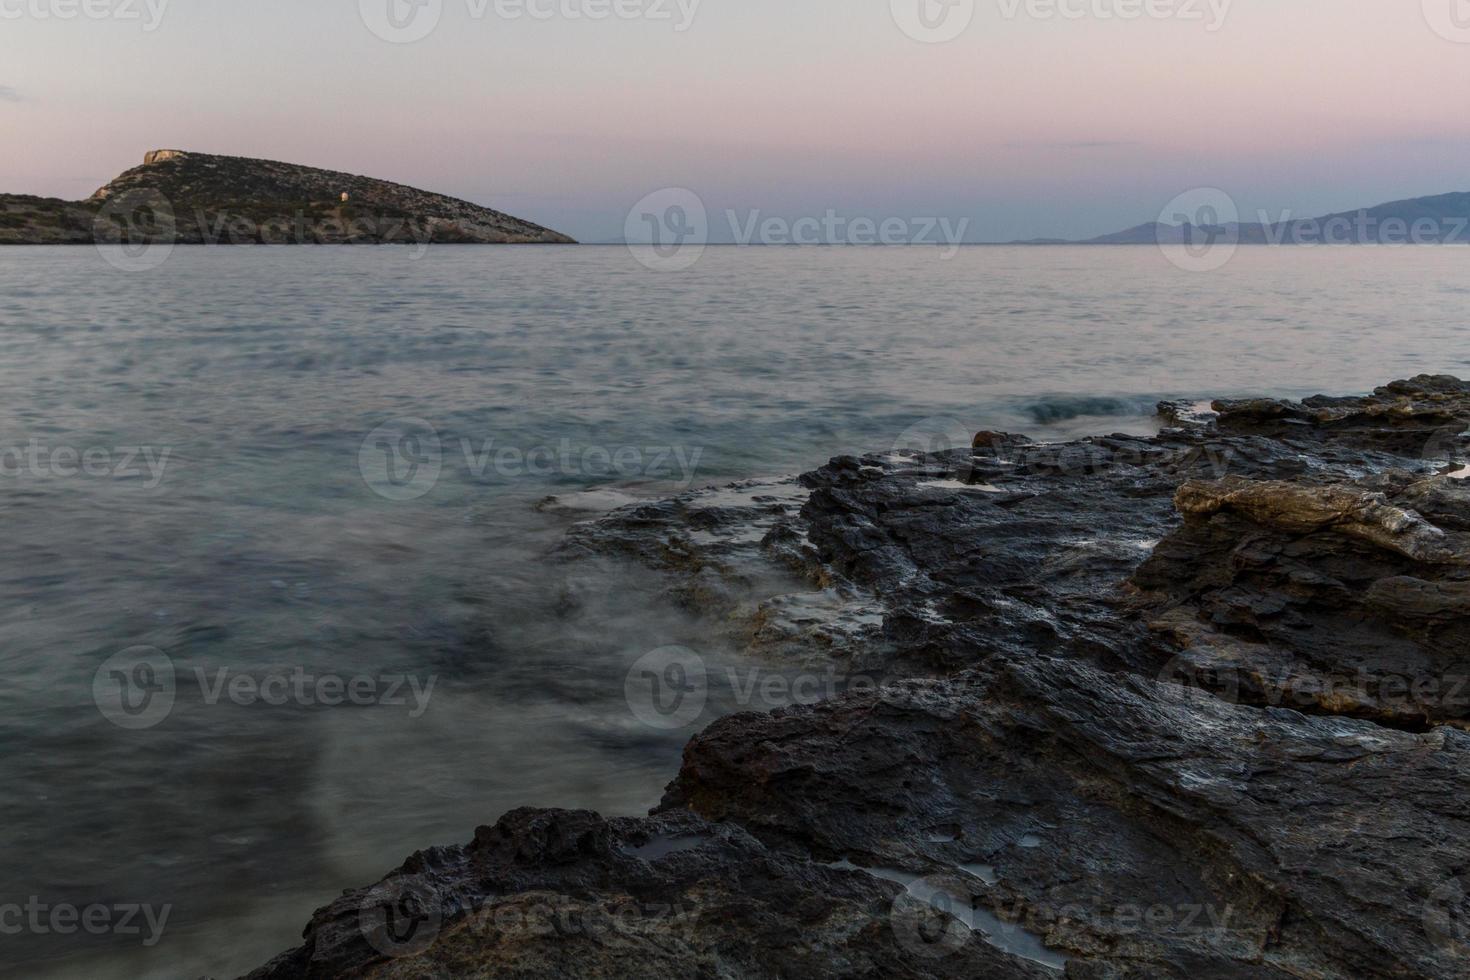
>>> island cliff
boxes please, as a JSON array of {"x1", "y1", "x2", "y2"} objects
[{"x1": 0, "y1": 150, "x2": 575, "y2": 245}]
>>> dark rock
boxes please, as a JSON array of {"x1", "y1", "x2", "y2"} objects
[
  {"x1": 664, "y1": 658, "x2": 1470, "y2": 979},
  {"x1": 1214, "y1": 375, "x2": 1470, "y2": 457},
  {"x1": 1130, "y1": 473, "x2": 1470, "y2": 729},
  {"x1": 243, "y1": 807, "x2": 1059, "y2": 980},
  {"x1": 973, "y1": 430, "x2": 1032, "y2": 450},
  {"x1": 246, "y1": 376, "x2": 1470, "y2": 979}
]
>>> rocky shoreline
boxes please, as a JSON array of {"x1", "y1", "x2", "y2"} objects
[{"x1": 245, "y1": 376, "x2": 1470, "y2": 979}]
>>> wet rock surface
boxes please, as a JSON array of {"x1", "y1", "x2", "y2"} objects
[
  {"x1": 665, "y1": 660, "x2": 1470, "y2": 979},
  {"x1": 245, "y1": 807, "x2": 1058, "y2": 980},
  {"x1": 1131, "y1": 473, "x2": 1470, "y2": 730},
  {"x1": 246, "y1": 376, "x2": 1470, "y2": 979}
]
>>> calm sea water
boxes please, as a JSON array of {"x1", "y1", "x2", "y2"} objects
[{"x1": 2, "y1": 244, "x2": 1468, "y2": 978}]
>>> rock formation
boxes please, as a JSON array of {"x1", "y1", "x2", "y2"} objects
[
  {"x1": 0, "y1": 150, "x2": 575, "y2": 245},
  {"x1": 246, "y1": 376, "x2": 1470, "y2": 979}
]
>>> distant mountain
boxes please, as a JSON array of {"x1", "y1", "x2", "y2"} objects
[
  {"x1": 0, "y1": 149, "x2": 575, "y2": 245},
  {"x1": 1073, "y1": 191, "x2": 1470, "y2": 245}
]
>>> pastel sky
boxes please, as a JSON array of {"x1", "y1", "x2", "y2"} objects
[{"x1": 3, "y1": 0, "x2": 1469, "y2": 241}]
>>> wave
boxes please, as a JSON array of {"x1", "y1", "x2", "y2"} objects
[{"x1": 1019, "y1": 394, "x2": 1164, "y2": 425}]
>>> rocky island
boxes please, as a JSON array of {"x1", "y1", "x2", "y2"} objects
[
  {"x1": 1070, "y1": 191, "x2": 1470, "y2": 245},
  {"x1": 246, "y1": 377, "x2": 1470, "y2": 979},
  {"x1": 0, "y1": 150, "x2": 575, "y2": 245}
]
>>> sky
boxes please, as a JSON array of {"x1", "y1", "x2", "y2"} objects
[{"x1": 3, "y1": 0, "x2": 1470, "y2": 242}]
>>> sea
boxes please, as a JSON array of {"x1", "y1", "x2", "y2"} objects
[{"x1": 2, "y1": 243, "x2": 1467, "y2": 978}]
